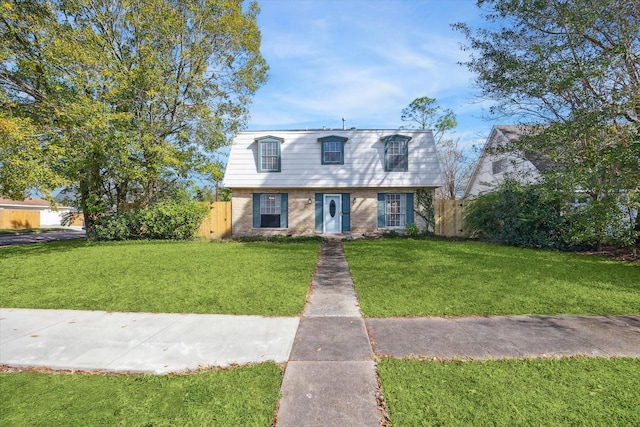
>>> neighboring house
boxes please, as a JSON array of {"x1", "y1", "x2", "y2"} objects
[
  {"x1": 464, "y1": 125, "x2": 548, "y2": 198},
  {"x1": 222, "y1": 129, "x2": 443, "y2": 237},
  {"x1": 0, "y1": 196, "x2": 73, "y2": 227}
]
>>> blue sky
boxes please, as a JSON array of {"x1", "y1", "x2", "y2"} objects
[{"x1": 246, "y1": 0, "x2": 495, "y2": 150}]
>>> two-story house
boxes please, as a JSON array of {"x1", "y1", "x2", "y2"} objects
[{"x1": 222, "y1": 129, "x2": 443, "y2": 237}]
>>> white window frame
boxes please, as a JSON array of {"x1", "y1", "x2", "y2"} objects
[
  {"x1": 385, "y1": 193, "x2": 406, "y2": 228},
  {"x1": 261, "y1": 141, "x2": 279, "y2": 172},
  {"x1": 323, "y1": 140, "x2": 342, "y2": 164},
  {"x1": 260, "y1": 194, "x2": 281, "y2": 227}
]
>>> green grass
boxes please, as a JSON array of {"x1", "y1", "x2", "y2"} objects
[
  {"x1": 343, "y1": 239, "x2": 640, "y2": 317},
  {"x1": 0, "y1": 240, "x2": 319, "y2": 315},
  {"x1": 378, "y1": 357, "x2": 640, "y2": 426},
  {"x1": 0, "y1": 363, "x2": 282, "y2": 427}
]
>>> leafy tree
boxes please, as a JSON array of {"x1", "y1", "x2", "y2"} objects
[
  {"x1": 194, "y1": 186, "x2": 217, "y2": 203},
  {"x1": 455, "y1": 0, "x2": 640, "y2": 248},
  {"x1": 400, "y1": 96, "x2": 456, "y2": 142},
  {"x1": 0, "y1": 113, "x2": 68, "y2": 201},
  {"x1": 1, "y1": 0, "x2": 267, "y2": 233},
  {"x1": 400, "y1": 96, "x2": 474, "y2": 199},
  {"x1": 218, "y1": 187, "x2": 232, "y2": 202}
]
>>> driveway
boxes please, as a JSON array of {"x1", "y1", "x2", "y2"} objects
[{"x1": 0, "y1": 230, "x2": 86, "y2": 247}]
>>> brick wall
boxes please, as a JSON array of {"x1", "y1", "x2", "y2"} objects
[{"x1": 231, "y1": 188, "x2": 430, "y2": 237}]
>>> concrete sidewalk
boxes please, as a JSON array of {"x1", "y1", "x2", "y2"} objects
[
  {"x1": 367, "y1": 315, "x2": 640, "y2": 360},
  {"x1": 0, "y1": 308, "x2": 298, "y2": 373}
]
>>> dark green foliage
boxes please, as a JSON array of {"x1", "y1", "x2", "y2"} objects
[
  {"x1": 89, "y1": 201, "x2": 208, "y2": 241},
  {"x1": 455, "y1": 0, "x2": 640, "y2": 249},
  {"x1": 465, "y1": 179, "x2": 567, "y2": 249}
]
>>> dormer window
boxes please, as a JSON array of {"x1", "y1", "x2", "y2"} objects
[
  {"x1": 318, "y1": 135, "x2": 347, "y2": 165},
  {"x1": 382, "y1": 135, "x2": 410, "y2": 172},
  {"x1": 256, "y1": 136, "x2": 284, "y2": 172}
]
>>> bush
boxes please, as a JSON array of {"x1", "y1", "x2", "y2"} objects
[
  {"x1": 465, "y1": 179, "x2": 568, "y2": 249},
  {"x1": 89, "y1": 201, "x2": 208, "y2": 241}
]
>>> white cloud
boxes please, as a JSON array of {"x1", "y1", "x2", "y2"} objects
[{"x1": 249, "y1": 0, "x2": 490, "y2": 134}]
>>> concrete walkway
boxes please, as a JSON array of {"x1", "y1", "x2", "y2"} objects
[
  {"x1": 0, "y1": 309, "x2": 298, "y2": 373},
  {"x1": 276, "y1": 241, "x2": 383, "y2": 426}
]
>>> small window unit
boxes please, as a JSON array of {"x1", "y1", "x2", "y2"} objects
[
  {"x1": 377, "y1": 192, "x2": 415, "y2": 228},
  {"x1": 385, "y1": 193, "x2": 405, "y2": 227},
  {"x1": 382, "y1": 135, "x2": 410, "y2": 172},
  {"x1": 253, "y1": 193, "x2": 288, "y2": 228},
  {"x1": 260, "y1": 194, "x2": 281, "y2": 227},
  {"x1": 318, "y1": 135, "x2": 347, "y2": 165},
  {"x1": 492, "y1": 158, "x2": 508, "y2": 175},
  {"x1": 256, "y1": 136, "x2": 284, "y2": 172}
]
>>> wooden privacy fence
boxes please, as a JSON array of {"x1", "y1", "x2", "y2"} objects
[
  {"x1": 197, "y1": 202, "x2": 232, "y2": 239},
  {"x1": 435, "y1": 199, "x2": 466, "y2": 237},
  {"x1": 0, "y1": 209, "x2": 40, "y2": 229}
]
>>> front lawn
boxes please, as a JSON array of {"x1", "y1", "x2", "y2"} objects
[
  {"x1": 378, "y1": 357, "x2": 640, "y2": 426},
  {"x1": 0, "y1": 240, "x2": 319, "y2": 316},
  {"x1": 343, "y1": 239, "x2": 640, "y2": 317},
  {"x1": 0, "y1": 363, "x2": 282, "y2": 427}
]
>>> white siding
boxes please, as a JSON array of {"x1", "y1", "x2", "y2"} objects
[
  {"x1": 223, "y1": 129, "x2": 443, "y2": 189},
  {"x1": 465, "y1": 127, "x2": 541, "y2": 198}
]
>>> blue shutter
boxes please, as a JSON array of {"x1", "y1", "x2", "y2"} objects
[
  {"x1": 401, "y1": 140, "x2": 408, "y2": 172},
  {"x1": 277, "y1": 143, "x2": 282, "y2": 172},
  {"x1": 280, "y1": 194, "x2": 288, "y2": 228},
  {"x1": 406, "y1": 193, "x2": 414, "y2": 225},
  {"x1": 377, "y1": 193, "x2": 385, "y2": 228},
  {"x1": 253, "y1": 194, "x2": 261, "y2": 228},
  {"x1": 383, "y1": 141, "x2": 389, "y2": 171},
  {"x1": 341, "y1": 193, "x2": 350, "y2": 232},
  {"x1": 315, "y1": 193, "x2": 323, "y2": 232}
]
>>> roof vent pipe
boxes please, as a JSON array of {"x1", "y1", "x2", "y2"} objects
[{"x1": 342, "y1": 118, "x2": 346, "y2": 130}]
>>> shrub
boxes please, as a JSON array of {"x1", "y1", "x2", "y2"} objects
[
  {"x1": 89, "y1": 201, "x2": 208, "y2": 241},
  {"x1": 465, "y1": 179, "x2": 567, "y2": 249}
]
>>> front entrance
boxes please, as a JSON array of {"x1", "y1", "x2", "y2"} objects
[{"x1": 323, "y1": 194, "x2": 341, "y2": 234}]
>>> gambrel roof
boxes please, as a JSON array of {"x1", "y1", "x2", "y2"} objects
[
  {"x1": 464, "y1": 125, "x2": 548, "y2": 198},
  {"x1": 223, "y1": 129, "x2": 443, "y2": 189}
]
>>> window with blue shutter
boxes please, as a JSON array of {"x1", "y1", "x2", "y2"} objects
[
  {"x1": 377, "y1": 193, "x2": 414, "y2": 228},
  {"x1": 253, "y1": 193, "x2": 288, "y2": 228},
  {"x1": 382, "y1": 135, "x2": 410, "y2": 172},
  {"x1": 256, "y1": 136, "x2": 284, "y2": 172},
  {"x1": 318, "y1": 136, "x2": 347, "y2": 165}
]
